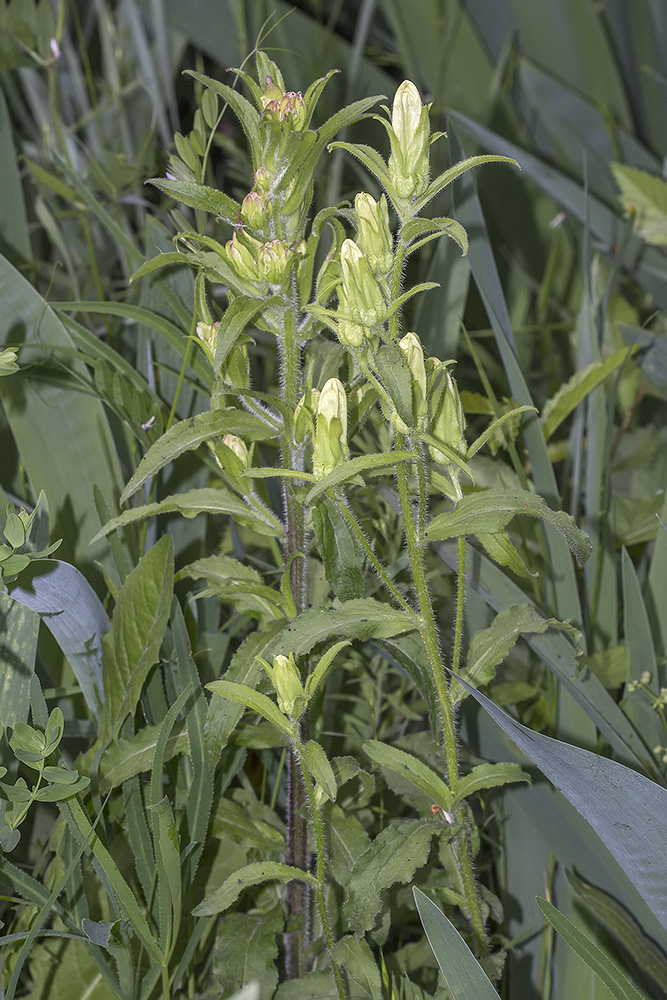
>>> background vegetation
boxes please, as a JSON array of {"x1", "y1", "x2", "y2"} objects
[{"x1": 1, "y1": 1, "x2": 667, "y2": 999}]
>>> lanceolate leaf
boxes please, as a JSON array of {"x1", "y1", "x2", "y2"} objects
[
  {"x1": 304, "y1": 452, "x2": 413, "y2": 504},
  {"x1": 451, "y1": 762, "x2": 529, "y2": 807},
  {"x1": 214, "y1": 296, "x2": 279, "y2": 375},
  {"x1": 537, "y1": 898, "x2": 644, "y2": 1000},
  {"x1": 426, "y1": 488, "x2": 592, "y2": 566},
  {"x1": 121, "y1": 410, "x2": 279, "y2": 502},
  {"x1": 413, "y1": 888, "x2": 500, "y2": 1000},
  {"x1": 270, "y1": 599, "x2": 416, "y2": 656},
  {"x1": 99, "y1": 724, "x2": 188, "y2": 793},
  {"x1": 206, "y1": 679, "x2": 293, "y2": 737},
  {"x1": 413, "y1": 155, "x2": 520, "y2": 216},
  {"x1": 92, "y1": 488, "x2": 284, "y2": 542},
  {"x1": 148, "y1": 178, "x2": 240, "y2": 225},
  {"x1": 363, "y1": 740, "x2": 453, "y2": 810},
  {"x1": 192, "y1": 862, "x2": 317, "y2": 917},
  {"x1": 100, "y1": 535, "x2": 174, "y2": 743},
  {"x1": 345, "y1": 821, "x2": 440, "y2": 933},
  {"x1": 184, "y1": 72, "x2": 262, "y2": 165},
  {"x1": 462, "y1": 679, "x2": 667, "y2": 932}
]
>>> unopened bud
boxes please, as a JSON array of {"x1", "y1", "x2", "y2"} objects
[
  {"x1": 241, "y1": 191, "x2": 270, "y2": 230},
  {"x1": 222, "y1": 434, "x2": 249, "y2": 467},
  {"x1": 388, "y1": 80, "x2": 430, "y2": 202},
  {"x1": 260, "y1": 75, "x2": 284, "y2": 110},
  {"x1": 294, "y1": 388, "x2": 320, "y2": 445},
  {"x1": 258, "y1": 240, "x2": 293, "y2": 284},
  {"x1": 196, "y1": 321, "x2": 218, "y2": 354},
  {"x1": 355, "y1": 193, "x2": 393, "y2": 277},
  {"x1": 254, "y1": 167, "x2": 271, "y2": 192},
  {"x1": 399, "y1": 332, "x2": 427, "y2": 427},
  {"x1": 272, "y1": 654, "x2": 305, "y2": 718},
  {"x1": 280, "y1": 90, "x2": 307, "y2": 130},
  {"x1": 225, "y1": 233, "x2": 262, "y2": 284},
  {"x1": 428, "y1": 365, "x2": 466, "y2": 466},
  {"x1": 213, "y1": 434, "x2": 251, "y2": 491},
  {"x1": 340, "y1": 239, "x2": 385, "y2": 327},
  {"x1": 313, "y1": 378, "x2": 349, "y2": 479}
]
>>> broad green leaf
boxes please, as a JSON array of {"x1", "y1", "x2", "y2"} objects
[
  {"x1": 9, "y1": 560, "x2": 109, "y2": 724},
  {"x1": 611, "y1": 163, "x2": 667, "y2": 246},
  {"x1": 304, "y1": 452, "x2": 413, "y2": 504},
  {"x1": 178, "y1": 554, "x2": 286, "y2": 624},
  {"x1": 455, "y1": 603, "x2": 580, "y2": 705},
  {"x1": 213, "y1": 295, "x2": 278, "y2": 376},
  {"x1": 541, "y1": 347, "x2": 638, "y2": 442},
  {"x1": 100, "y1": 535, "x2": 174, "y2": 743},
  {"x1": 462, "y1": 680, "x2": 667, "y2": 932},
  {"x1": 374, "y1": 343, "x2": 414, "y2": 428},
  {"x1": 33, "y1": 776, "x2": 90, "y2": 802},
  {"x1": 99, "y1": 724, "x2": 188, "y2": 792},
  {"x1": 329, "y1": 805, "x2": 371, "y2": 890},
  {"x1": 413, "y1": 887, "x2": 499, "y2": 1000},
  {"x1": 332, "y1": 936, "x2": 382, "y2": 1000},
  {"x1": 91, "y1": 487, "x2": 283, "y2": 542},
  {"x1": 345, "y1": 821, "x2": 439, "y2": 933},
  {"x1": 475, "y1": 530, "x2": 535, "y2": 579},
  {"x1": 148, "y1": 177, "x2": 240, "y2": 225},
  {"x1": 451, "y1": 762, "x2": 529, "y2": 807},
  {"x1": 302, "y1": 741, "x2": 337, "y2": 802},
  {"x1": 121, "y1": 409, "x2": 279, "y2": 502},
  {"x1": 537, "y1": 898, "x2": 644, "y2": 1000},
  {"x1": 192, "y1": 862, "x2": 317, "y2": 917},
  {"x1": 0, "y1": 592, "x2": 38, "y2": 729},
  {"x1": 269, "y1": 598, "x2": 416, "y2": 656},
  {"x1": 312, "y1": 498, "x2": 363, "y2": 601},
  {"x1": 212, "y1": 909, "x2": 281, "y2": 1000},
  {"x1": 426, "y1": 488, "x2": 592, "y2": 566},
  {"x1": 207, "y1": 680, "x2": 293, "y2": 737},
  {"x1": 184, "y1": 72, "x2": 262, "y2": 165},
  {"x1": 363, "y1": 740, "x2": 452, "y2": 810}
]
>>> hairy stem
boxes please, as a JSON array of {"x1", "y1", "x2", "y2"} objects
[
  {"x1": 279, "y1": 295, "x2": 311, "y2": 978},
  {"x1": 395, "y1": 436, "x2": 488, "y2": 958}
]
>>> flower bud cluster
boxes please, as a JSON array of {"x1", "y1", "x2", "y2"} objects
[
  {"x1": 224, "y1": 232, "x2": 295, "y2": 290},
  {"x1": 260, "y1": 76, "x2": 307, "y2": 131},
  {"x1": 259, "y1": 653, "x2": 306, "y2": 720}
]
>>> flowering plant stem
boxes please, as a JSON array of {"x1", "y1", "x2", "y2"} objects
[{"x1": 395, "y1": 434, "x2": 489, "y2": 959}]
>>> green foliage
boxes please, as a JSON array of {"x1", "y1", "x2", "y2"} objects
[{"x1": 1, "y1": 4, "x2": 666, "y2": 1000}]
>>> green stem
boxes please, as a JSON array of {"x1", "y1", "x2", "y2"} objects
[
  {"x1": 452, "y1": 535, "x2": 465, "y2": 678},
  {"x1": 293, "y1": 738, "x2": 349, "y2": 1000},
  {"x1": 336, "y1": 494, "x2": 418, "y2": 619},
  {"x1": 388, "y1": 237, "x2": 409, "y2": 340},
  {"x1": 279, "y1": 293, "x2": 311, "y2": 979},
  {"x1": 395, "y1": 435, "x2": 488, "y2": 958}
]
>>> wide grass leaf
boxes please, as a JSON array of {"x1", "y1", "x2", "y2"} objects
[
  {"x1": 0, "y1": 592, "x2": 38, "y2": 728},
  {"x1": 9, "y1": 560, "x2": 109, "y2": 724},
  {"x1": 100, "y1": 535, "x2": 174, "y2": 743},
  {"x1": 463, "y1": 680, "x2": 667, "y2": 932},
  {"x1": 537, "y1": 898, "x2": 644, "y2": 1000},
  {"x1": 413, "y1": 887, "x2": 499, "y2": 999}
]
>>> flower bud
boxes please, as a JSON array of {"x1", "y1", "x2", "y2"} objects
[
  {"x1": 294, "y1": 388, "x2": 320, "y2": 445},
  {"x1": 355, "y1": 193, "x2": 393, "y2": 277},
  {"x1": 241, "y1": 191, "x2": 270, "y2": 230},
  {"x1": 340, "y1": 239, "x2": 385, "y2": 327},
  {"x1": 335, "y1": 286, "x2": 366, "y2": 348},
  {"x1": 399, "y1": 332, "x2": 427, "y2": 427},
  {"x1": 280, "y1": 90, "x2": 307, "y2": 130},
  {"x1": 260, "y1": 75, "x2": 284, "y2": 110},
  {"x1": 254, "y1": 167, "x2": 271, "y2": 192},
  {"x1": 225, "y1": 232, "x2": 262, "y2": 284},
  {"x1": 196, "y1": 320, "x2": 218, "y2": 355},
  {"x1": 258, "y1": 239, "x2": 293, "y2": 284},
  {"x1": 428, "y1": 365, "x2": 466, "y2": 466},
  {"x1": 272, "y1": 654, "x2": 305, "y2": 718},
  {"x1": 312, "y1": 378, "x2": 349, "y2": 479},
  {"x1": 388, "y1": 80, "x2": 430, "y2": 202},
  {"x1": 213, "y1": 434, "x2": 251, "y2": 491},
  {"x1": 222, "y1": 434, "x2": 249, "y2": 467}
]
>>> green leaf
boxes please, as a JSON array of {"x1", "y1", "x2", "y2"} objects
[
  {"x1": 329, "y1": 805, "x2": 371, "y2": 890},
  {"x1": 99, "y1": 724, "x2": 189, "y2": 792},
  {"x1": 345, "y1": 821, "x2": 439, "y2": 933},
  {"x1": 302, "y1": 741, "x2": 337, "y2": 802},
  {"x1": 148, "y1": 177, "x2": 240, "y2": 225},
  {"x1": 332, "y1": 936, "x2": 382, "y2": 1000},
  {"x1": 374, "y1": 343, "x2": 415, "y2": 427},
  {"x1": 9, "y1": 560, "x2": 109, "y2": 724},
  {"x1": 413, "y1": 887, "x2": 500, "y2": 1000},
  {"x1": 0, "y1": 592, "x2": 37, "y2": 730},
  {"x1": 33, "y1": 776, "x2": 90, "y2": 802},
  {"x1": 327, "y1": 142, "x2": 391, "y2": 191},
  {"x1": 192, "y1": 862, "x2": 317, "y2": 917},
  {"x1": 475, "y1": 530, "x2": 535, "y2": 579},
  {"x1": 312, "y1": 498, "x2": 363, "y2": 601},
  {"x1": 213, "y1": 295, "x2": 277, "y2": 376},
  {"x1": 179, "y1": 554, "x2": 287, "y2": 624},
  {"x1": 304, "y1": 452, "x2": 414, "y2": 504},
  {"x1": 455, "y1": 603, "x2": 580, "y2": 705},
  {"x1": 467, "y1": 405, "x2": 537, "y2": 459},
  {"x1": 451, "y1": 762, "x2": 529, "y2": 807},
  {"x1": 426, "y1": 488, "x2": 592, "y2": 566},
  {"x1": 413, "y1": 155, "x2": 520, "y2": 216},
  {"x1": 271, "y1": 599, "x2": 416, "y2": 655},
  {"x1": 541, "y1": 347, "x2": 638, "y2": 442},
  {"x1": 611, "y1": 163, "x2": 667, "y2": 246},
  {"x1": 462, "y1": 680, "x2": 667, "y2": 932},
  {"x1": 304, "y1": 641, "x2": 351, "y2": 700},
  {"x1": 91, "y1": 487, "x2": 284, "y2": 542},
  {"x1": 121, "y1": 409, "x2": 279, "y2": 503},
  {"x1": 206, "y1": 680, "x2": 293, "y2": 737},
  {"x1": 363, "y1": 740, "x2": 452, "y2": 810},
  {"x1": 100, "y1": 536, "x2": 174, "y2": 743},
  {"x1": 401, "y1": 216, "x2": 469, "y2": 256},
  {"x1": 212, "y1": 909, "x2": 281, "y2": 1000},
  {"x1": 184, "y1": 72, "x2": 262, "y2": 165},
  {"x1": 537, "y1": 898, "x2": 644, "y2": 1000}
]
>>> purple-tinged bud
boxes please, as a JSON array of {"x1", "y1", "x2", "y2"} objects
[
  {"x1": 258, "y1": 240, "x2": 293, "y2": 284},
  {"x1": 241, "y1": 191, "x2": 270, "y2": 230},
  {"x1": 254, "y1": 167, "x2": 271, "y2": 192}
]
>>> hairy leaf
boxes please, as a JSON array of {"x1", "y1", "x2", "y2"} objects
[{"x1": 193, "y1": 862, "x2": 317, "y2": 917}]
